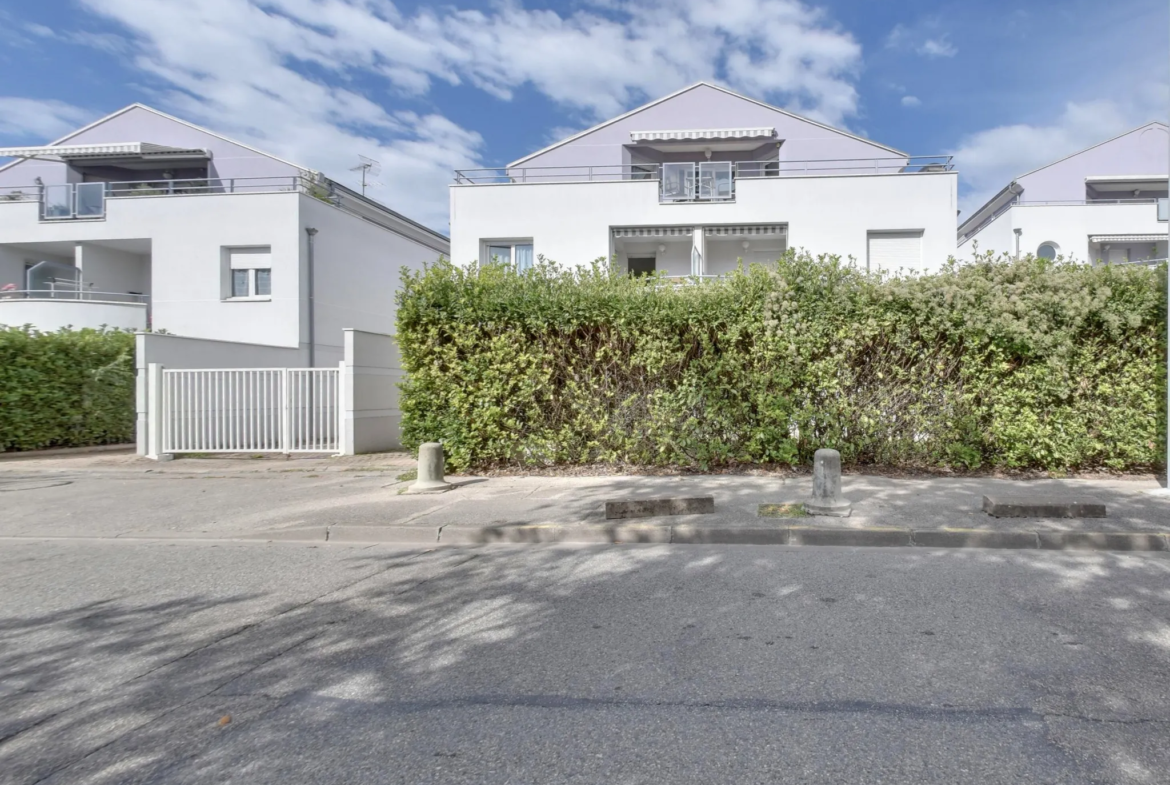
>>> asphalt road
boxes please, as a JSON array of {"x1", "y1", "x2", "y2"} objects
[{"x1": 2, "y1": 540, "x2": 1169, "y2": 784}]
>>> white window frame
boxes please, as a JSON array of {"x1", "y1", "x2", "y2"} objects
[
  {"x1": 223, "y1": 246, "x2": 273, "y2": 301},
  {"x1": 481, "y1": 239, "x2": 535, "y2": 270}
]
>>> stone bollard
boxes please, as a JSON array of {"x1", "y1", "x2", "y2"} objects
[
  {"x1": 407, "y1": 442, "x2": 453, "y2": 494},
  {"x1": 805, "y1": 448, "x2": 851, "y2": 517}
]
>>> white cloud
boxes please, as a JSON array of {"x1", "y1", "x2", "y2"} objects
[
  {"x1": 918, "y1": 38, "x2": 956, "y2": 58},
  {"x1": 886, "y1": 21, "x2": 957, "y2": 58},
  {"x1": 0, "y1": 98, "x2": 94, "y2": 140},
  {"x1": 68, "y1": 0, "x2": 866, "y2": 231},
  {"x1": 901, "y1": 95, "x2": 921, "y2": 108}
]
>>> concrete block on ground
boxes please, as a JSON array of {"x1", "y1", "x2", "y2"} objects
[
  {"x1": 406, "y1": 442, "x2": 453, "y2": 494},
  {"x1": 788, "y1": 527, "x2": 911, "y2": 547},
  {"x1": 912, "y1": 529, "x2": 1039, "y2": 549},
  {"x1": 327, "y1": 525, "x2": 441, "y2": 544},
  {"x1": 671, "y1": 525, "x2": 790, "y2": 545},
  {"x1": 805, "y1": 449, "x2": 852, "y2": 517},
  {"x1": 1037, "y1": 532, "x2": 1169, "y2": 552},
  {"x1": 982, "y1": 495, "x2": 1106, "y2": 519},
  {"x1": 605, "y1": 497, "x2": 715, "y2": 520}
]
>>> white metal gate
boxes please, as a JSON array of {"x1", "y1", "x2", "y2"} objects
[{"x1": 160, "y1": 367, "x2": 341, "y2": 454}]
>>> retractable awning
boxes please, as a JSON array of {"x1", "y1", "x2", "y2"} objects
[
  {"x1": 706, "y1": 225, "x2": 787, "y2": 237},
  {"x1": 1089, "y1": 234, "x2": 1166, "y2": 243},
  {"x1": 0, "y1": 142, "x2": 210, "y2": 160},
  {"x1": 630, "y1": 128, "x2": 775, "y2": 143},
  {"x1": 612, "y1": 226, "x2": 694, "y2": 238}
]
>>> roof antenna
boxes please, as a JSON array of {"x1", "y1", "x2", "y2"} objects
[{"x1": 349, "y1": 155, "x2": 381, "y2": 196}]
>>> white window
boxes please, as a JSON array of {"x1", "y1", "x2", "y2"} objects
[
  {"x1": 225, "y1": 246, "x2": 273, "y2": 299},
  {"x1": 482, "y1": 240, "x2": 534, "y2": 270},
  {"x1": 866, "y1": 230, "x2": 923, "y2": 272},
  {"x1": 1037, "y1": 243, "x2": 1059, "y2": 260}
]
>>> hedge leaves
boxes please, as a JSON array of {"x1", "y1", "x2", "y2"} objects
[{"x1": 396, "y1": 252, "x2": 1166, "y2": 472}]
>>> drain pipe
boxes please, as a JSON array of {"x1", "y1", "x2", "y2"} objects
[{"x1": 305, "y1": 227, "x2": 318, "y2": 368}]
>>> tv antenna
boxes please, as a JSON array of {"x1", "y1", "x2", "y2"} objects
[{"x1": 349, "y1": 155, "x2": 381, "y2": 196}]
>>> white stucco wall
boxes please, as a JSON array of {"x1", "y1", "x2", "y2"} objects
[
  {"x1": 78, "y1": 243, "x2": 150, "y2": 295},
  {"x1": 0, "y1": 299, "x2": 146, "y2": 331},
  {"x1": 960, "y1": 202, "x2": 1167, "y2": 262},
  {"x1": 300, "y1": 196, "x2": 446, "y2": 367},
  {"x1": 450, "y1": 172, "x2": 957, "y2": 273}
]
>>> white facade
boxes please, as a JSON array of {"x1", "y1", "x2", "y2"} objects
[
  {"x1": 450, "y1": 83, "x2": 959, "y2": 274},
  {"x1": 959, "y1": 124, "x2": 1169, "y2": 264},
  {"x1": 0, "y1": 104, "x2": 448, "y2": 363}
]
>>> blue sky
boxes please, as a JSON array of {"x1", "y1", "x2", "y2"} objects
[{"x1": 0, "y1": 0, "x2": 1166, "y2": 232}]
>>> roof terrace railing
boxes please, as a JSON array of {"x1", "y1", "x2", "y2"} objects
[{"x1": 452, "y1": 155, "x2": 954, "y2": 185}]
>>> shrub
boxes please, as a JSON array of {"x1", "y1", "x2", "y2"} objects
[
  {"x1": 396, "y1": 252, "x2": 1166, "y2": 472},
  {"x1": 0, "y1": 327, "x2": 136, "y2": 451}
]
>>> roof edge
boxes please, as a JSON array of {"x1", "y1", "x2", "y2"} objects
[{"x1": 508, "y1": 81, "x2": 905, "y2": 168}]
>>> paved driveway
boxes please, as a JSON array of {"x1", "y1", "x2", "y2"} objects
[{"x1": 2, "y1": 539, "x2": 1169, "y2": 784}]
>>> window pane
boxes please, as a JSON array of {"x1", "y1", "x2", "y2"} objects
[
  {"x1": 232, "y1": 269, "x2": 250, "y2": 297},
  {"x1": 255, "y1": 268, "x2": 271, "y2": 296},
  {"x1": 515, "y1": 244, "x2": 534, "y2": 271},
  {"x1": 487, "y1": 245, "x2": 512, "y2": 264}
]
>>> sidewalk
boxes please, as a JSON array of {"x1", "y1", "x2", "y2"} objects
[{"x1": 1, "y1": 453, "x2": 1168, "y2": 550}]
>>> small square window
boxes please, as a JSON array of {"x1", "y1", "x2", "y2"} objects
[
  {"x1": 231, "y1": 269, "x2": 250, "y2": 298},
  {"x1": 255, "y1": 269, "x2": 271, "y2": 296}
]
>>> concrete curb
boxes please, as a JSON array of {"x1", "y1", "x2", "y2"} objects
[{"x1": 83, "y1": 524, "x2": 1170, "y2": 553}]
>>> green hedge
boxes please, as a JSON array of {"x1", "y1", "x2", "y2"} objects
[
  {"x1": 0, "y1": 327, "x2": 136, "y2": 452},
  {"x1": 396, "y1": 252, "x2": 1166, "y2": 472}
]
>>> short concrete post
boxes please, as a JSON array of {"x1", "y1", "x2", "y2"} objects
[
  {"x1": 408, "y1": 442, "x2": 453, "y2": 493},
  {"x1": 805, "y1": 448, "x2": 851, "y2": 517}
]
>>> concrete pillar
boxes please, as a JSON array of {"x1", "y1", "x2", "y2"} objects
[
  {"x1": 408, "y1": 442, "x2": 453, "y2": 493},
  {"x1": 805, "y1": 448, "x2": 851, "y2": 517}
]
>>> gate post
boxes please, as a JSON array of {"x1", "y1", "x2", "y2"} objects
[
  {"x1": 280, "y1": 367, "x2": 291, "y2": 454},
  {"x1": 338, "y1": 360, "x2": 351, "y2": 455},
  {"x1": 146, "y1": 363, "x2": 171, "y2": 461}
]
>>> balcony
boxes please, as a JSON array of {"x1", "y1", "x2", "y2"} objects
[
  {"x1": 0, "y1": 288, "x2": 150, "y2": 332},
  {"x1": 453, "y1": 156, "x2": 954, "y2": 203},
  {"x1": 0, "y1": 174, "x2": 413, "y2": 234}
]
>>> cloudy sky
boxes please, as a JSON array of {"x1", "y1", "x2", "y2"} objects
[{"x1": 0, "y1": 0, "x2": 1165, "y2": 233}]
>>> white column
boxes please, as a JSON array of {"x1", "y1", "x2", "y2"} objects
[
  {"x1": 691, "y1": 227, "x2": 706, "y2": 277},
  {"x1": 145, "y1": 362, "x2": 170, "y2": 460}
]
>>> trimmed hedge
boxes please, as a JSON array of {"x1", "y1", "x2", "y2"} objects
[
  {"x1": 396, "y1": 252, "x2": 1167, "y2": 472},
  {"x1": 0, "y1": 327, "x2": 136, "y2": 452}
]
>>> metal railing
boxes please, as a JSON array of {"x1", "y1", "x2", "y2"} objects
[
  {"x1": 0, "y1": 288, "x2": 149, "y2": 304},
  {"x1": 161, "y1": 367, "x2": 341, "y2": 454},
  {"x1": 2, "y1": 175, "x2": 403, "y2": 228},
  {"x1": 453, "y1": 155, "x2": 954, "y2": 186}
]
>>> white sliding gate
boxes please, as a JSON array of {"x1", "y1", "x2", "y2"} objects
[{"x1": 158, "y1": 367, "x2": 341, "y2": 454}]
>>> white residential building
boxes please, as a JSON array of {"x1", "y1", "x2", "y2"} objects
[
  {"x1": 450, "y1": 82, "x2": 958, "y2": 276},
  {"x1": 958, "y1": 123, "x2": 1169, "y2": 264},
  {"x1": 0, "y1": 104, "x2": 448, "y2": 365}
]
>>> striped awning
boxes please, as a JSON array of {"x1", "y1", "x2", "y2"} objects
[
  {"x1": 629, "y1": 128, "x2": 775, "y2": 143},
  {"x1": 612, "y1": 226, "x2": 694, "y2": 238},
  {"x1": 1089, "y1": 234, "x2": 1166, "y2": 243},
  {"x1": 0, "y1": 142, "x2": 210, "y2": 160},
  {"x1": 705, "y1": 224, "x2": 787, "y2": 237}
]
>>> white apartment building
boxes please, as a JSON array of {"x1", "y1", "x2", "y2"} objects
[
  {"x1": 0, "y1": 104, "x2": 448, "y2": 366},
  {"x1": 958, "y1": 123, "x2": 1169, "y2": 265},
  {"x1": 450, "y1": 82, "x2": 959, "y2": 276}
]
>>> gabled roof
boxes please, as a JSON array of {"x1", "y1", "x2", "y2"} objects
[
  {"x1": 0, "y1": 103, "x2": 309, "y2": 175},
  {"x1": 958, "y1": 121, "x2": 1169, "y2": 236},
  {"x1": 508, "y1": 81, "x2": 906, "y2": 168}
]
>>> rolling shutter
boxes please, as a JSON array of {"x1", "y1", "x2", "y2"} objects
[{"x1": 867, "y1": 231, "x2": 923, "y2": 271}]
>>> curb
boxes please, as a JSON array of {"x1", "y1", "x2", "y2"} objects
[{"x1": 208, "y1": 524, "x2": 1170, "y2": 553}]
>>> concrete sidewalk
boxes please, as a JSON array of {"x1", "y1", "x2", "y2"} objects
[{"x1": 1, "y1": 453, "x2": 1168, "y2": 550}]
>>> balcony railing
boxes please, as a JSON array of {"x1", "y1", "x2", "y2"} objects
[
  {"x1": 453, "y1": 156, "x2": 954, "y2": 203},
  {"x1": 0, "y1": 288, "x2": 150, "y2": 304}
]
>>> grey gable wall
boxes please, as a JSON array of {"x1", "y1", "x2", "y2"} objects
[
  {"x1": 514, "y1": 84, "x2": 904, "y2": 171},
  {"x1": 0, "y1": 106, "x2": 304, "y2": 190},
  {"x1": 1015, "y1": 124, "x2": 1169, "y2": 201}
]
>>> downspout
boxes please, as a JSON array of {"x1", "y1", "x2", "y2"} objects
[{"x1": 305, "y1": 227, "x2": 318, "y2": 368}]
